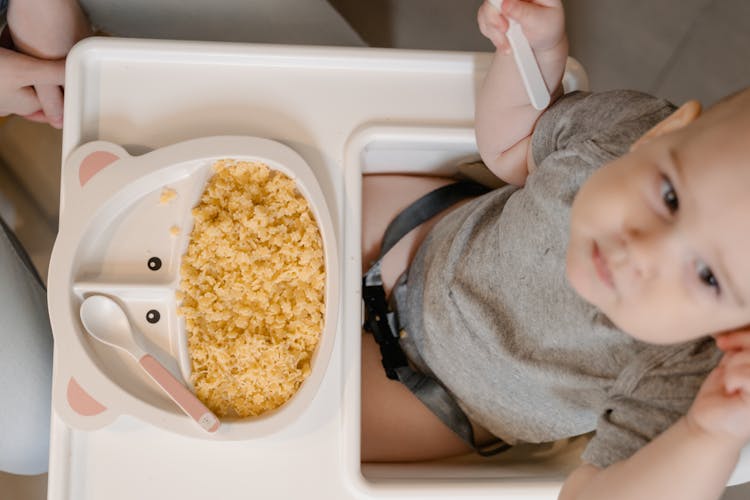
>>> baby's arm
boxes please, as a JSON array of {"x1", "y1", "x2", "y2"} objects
[
  {"x1": 475, "y1": 0, "x2": 568, "y2": 186},
  {"x1": 560, "y1": 419, "x2": 740, "y2": 500},
  {"x1": 560, "y1": 333, "x2": 750, "y2": 500}
]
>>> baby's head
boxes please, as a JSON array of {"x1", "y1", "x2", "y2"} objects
[{"x1": 567, "y1": 86, "x2": 750, "y2": 344}]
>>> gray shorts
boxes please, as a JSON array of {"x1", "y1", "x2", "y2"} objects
[{"x1": 391, "y1": 272, "x2": 432, "y2": 376}]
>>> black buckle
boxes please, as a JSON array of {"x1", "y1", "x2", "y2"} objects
[{"x1": 362, "y1": 277, "x2": 409, "y2": 380}]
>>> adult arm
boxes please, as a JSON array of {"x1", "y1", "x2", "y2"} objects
[{"x1": 7, "y1": 0, "x2": 90, "y2": 59}]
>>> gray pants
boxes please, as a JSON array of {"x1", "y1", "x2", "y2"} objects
[{"x1": 0, "y1": 220, "x2": 52, "y2": 475}]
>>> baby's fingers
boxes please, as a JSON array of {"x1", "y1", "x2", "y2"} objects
[
  {"x1": 723, "y1": 350, "x2": 750, "y2": 395},
  {"x1": 715, "y1": 329, "x2": 750, "y2": 352},
  {"x1": 501, "y1": 0, "x2": 553, "y2": 33},
  {"x1": 478, "y1": 2, "x2": 511, "y2": 53}
]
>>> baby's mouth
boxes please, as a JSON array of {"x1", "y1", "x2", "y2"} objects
[{"x1": 592, "y1": 241, "x2": 615, "y2": 290}]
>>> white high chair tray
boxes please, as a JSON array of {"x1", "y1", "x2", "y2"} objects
[{"x1": 47, "y1": 38, "x2": 750, "y2": 500}]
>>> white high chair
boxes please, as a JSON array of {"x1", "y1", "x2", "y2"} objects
[{"x1": 46, "y1": 39, "x2": 750, "y2": 499}]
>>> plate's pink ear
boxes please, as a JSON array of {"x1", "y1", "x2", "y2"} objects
[
  {"x1": 67, "y1": 377, "x2": 107, "y2": 416},
  {"x1": 79, "y1": 150, "x2": 120, "y2": 187}
]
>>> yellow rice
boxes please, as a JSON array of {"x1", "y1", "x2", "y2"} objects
[{"x1": 177, "y1": 159, "x2": 325, "y2": 418}]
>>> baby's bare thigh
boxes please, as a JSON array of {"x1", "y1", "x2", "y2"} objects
[
  {"x1": 362, "y1": 174, "x2": 457, "y2": 295},
  {"x1": 361, "y1": 333, "x2": 471, "y2": 462},
  {"x1": 361, "y1": 174, "x2": 480, "y2": 462}
]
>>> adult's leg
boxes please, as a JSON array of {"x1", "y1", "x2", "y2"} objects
[
  {"x1": 361, "y1": 174, "x2": 488, "y2": 462},
  {"x1": 0, "y1": 220, "x2": 52, "y2": 474}
]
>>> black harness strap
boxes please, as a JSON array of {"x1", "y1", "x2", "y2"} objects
[{"x1": 362, "y1": 181, "x2": 511, "y2": 456}]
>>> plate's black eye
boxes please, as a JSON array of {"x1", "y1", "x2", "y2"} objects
[
  {"x1": 146, "y1": 310, "x2": 160, "y2": 323},
  {"x1": 147, "y1": 257, "x2": 162, "y2": 271}
]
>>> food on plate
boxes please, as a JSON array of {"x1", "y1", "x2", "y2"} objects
[
  {"x1": 160, "y1": 187, "x2": 177, "y2": 204},
  {"x1": 178, "y1": 159, "x2": 325, "y2": 418}
]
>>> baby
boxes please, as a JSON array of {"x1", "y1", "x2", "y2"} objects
[{"x1": 361, "y1": 1, "x2": 750, "y2": 499}]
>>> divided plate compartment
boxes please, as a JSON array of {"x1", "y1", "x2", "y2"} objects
[{"x1": 48, "y1": 136, "x2": 339, "y2": 440}]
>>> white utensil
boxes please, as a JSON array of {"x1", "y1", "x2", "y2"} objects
[
  {"x1": 489, "y1": 0, "x2": 551, "y2": 110},
  {"x1": 79, "y1": 295, "x2": 220, "y2": 433}
]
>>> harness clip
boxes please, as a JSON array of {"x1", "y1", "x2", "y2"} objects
[{"x1": 362, "y1": 278, "x2": 409, "y2": 380}]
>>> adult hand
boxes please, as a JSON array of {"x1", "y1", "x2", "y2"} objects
[
  {"x1": 5, "y1": 0, "x2": 92, "y2": 128},
  {"x1": 0, "y1": 47, "x2": 64, "y2": 126}
]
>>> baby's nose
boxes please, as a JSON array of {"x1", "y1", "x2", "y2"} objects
[{"x1": 621, "y1": 226, "x2": 672, "y2": 282}]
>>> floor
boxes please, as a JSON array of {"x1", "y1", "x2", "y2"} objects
[
  {"x1": 328, "y1": 0, "x2": 750, "y2": 107},
  {"x1": 1, "y1": 0, "x2": 749, "y2": 498}
]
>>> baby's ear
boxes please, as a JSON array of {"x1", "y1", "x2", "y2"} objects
[{"x1": 630, "y1": 100, "x2": 702, "y2": 151}]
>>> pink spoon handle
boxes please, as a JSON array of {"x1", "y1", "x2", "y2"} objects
[{"x1": 139, "y1": 354, "x2": 220, "y2": 433}]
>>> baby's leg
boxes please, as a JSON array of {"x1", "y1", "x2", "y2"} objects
[
  {"x1": 361, "y1": 175, "x2": 487, "y2": 462},
  {"x1": 361, "y1": 333, "x2": 470, "y2": 461},
  {"x1": 362, "y1": 175, "x2": 458, "y2": 292}
]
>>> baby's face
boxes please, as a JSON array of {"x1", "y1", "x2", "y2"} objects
[{"x1": 567, "y1": 100, "x2": 750, "y2": 344}]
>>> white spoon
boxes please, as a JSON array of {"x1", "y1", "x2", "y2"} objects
[
  {"x1": 80, "y1": 294, "x2": 220, "y2": 433},
  {"x1": 489, "y1": 0, "x2": 551, "y2": 110}
]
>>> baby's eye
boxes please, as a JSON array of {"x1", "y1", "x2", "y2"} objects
[
  {"x1": 660, "y1": 176, "x2": 679, "y2": 214},
  {"x1": 696, "y1": 261, "x2": 720, "y2": 295}
]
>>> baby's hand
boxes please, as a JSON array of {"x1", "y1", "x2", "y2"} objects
[
  {"x1": 686, "y1": 331, "x2": 750, "y2": 447},
  {"x1": 477, "y1": 0, "x2": 565, "y2": 55}
]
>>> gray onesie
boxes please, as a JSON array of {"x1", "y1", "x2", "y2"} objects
[{"x1": 396, "y1": 90, "x2": 722, "y2": 468}]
